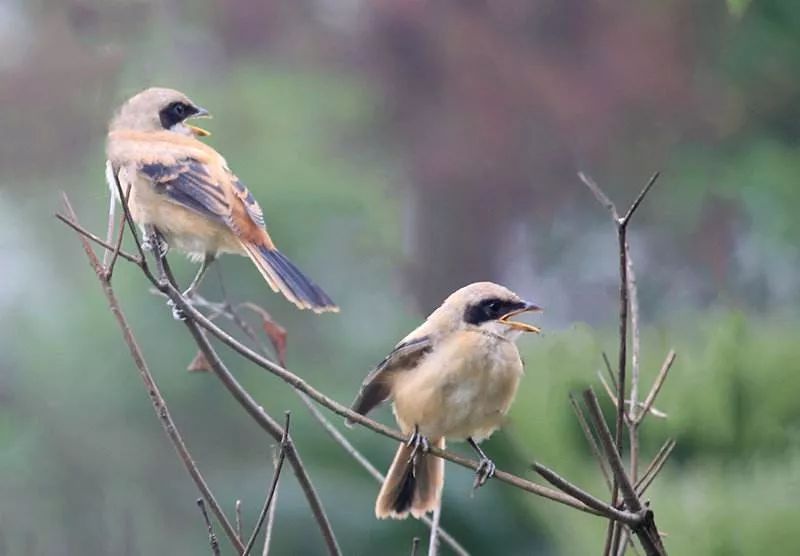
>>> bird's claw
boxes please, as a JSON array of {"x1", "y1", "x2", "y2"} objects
[
  {"x1": 143, "y1": 232, "x2": 169, "y2": 258},
  {"x1": 473, "y1": 457, "x2": 496, "y2": 489},
  {"x1": 167, "y1": 299, "x2": 186, "y2": 321},
  {"x1": 406, "y1": 427, "x2": 430, "y2": 463}
]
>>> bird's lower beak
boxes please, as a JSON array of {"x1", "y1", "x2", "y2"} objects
[
  {"x1": 187, "y1": 107, "x2": 211, "y2": 137},
  {"x1": 499, "y1": 302, "x2": 542, "y2": 334}
]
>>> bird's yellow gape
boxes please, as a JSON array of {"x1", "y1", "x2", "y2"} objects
[
  {"x1": 185, "y1": 107, "x2": 211, "y2": 137},
  {"x1": 499, "y1": 303, "x2": 542, "y2": 334},
  {"x1": 183, "y1": 106, "x2": 211, "y2": 137}
]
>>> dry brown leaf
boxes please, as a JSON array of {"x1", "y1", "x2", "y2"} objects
[
  {"x1": 239, "y1": 302, "x2": 288, "y2": 367},
  {"x1": 187, "y1": 350, "x2": 212, "y2": 372}
]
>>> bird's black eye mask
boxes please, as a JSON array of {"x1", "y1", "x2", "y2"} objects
[
  {"x1": 159, "y1": 101, "x2": 199, "y2": 129},
  {"x1": 464, "y1": 297, "x2": 526, "y2": 325}
]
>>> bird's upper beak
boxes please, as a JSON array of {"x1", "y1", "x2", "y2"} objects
[
  {"x1": 186, "y1": 106, "x2": 212, "y2": 137},
  {"x1": 499, "y1": 302, "x2": 542, "y2": 334}
]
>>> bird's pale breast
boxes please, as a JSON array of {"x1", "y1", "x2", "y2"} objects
[{"x1": 392, "y1": 330, "x2": 523, "y2": 441}]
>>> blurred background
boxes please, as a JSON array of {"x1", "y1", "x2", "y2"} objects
[{"x1": 1, "y1": 0, "x2": 799, "y2": 554}]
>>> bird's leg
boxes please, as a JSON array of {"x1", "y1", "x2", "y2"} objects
[
  {"x1": 183, "y1": 254, "x2": 215, "y2": 299},
  {"x1": 406, "y1": 424, "x2": 431, "y2": 464},
  {"x1": 468, "y1": 437, "x2": 496, "y2": 489},
  {"x1": 142, "y1": 225, "x2": 185, "y2": 321},
  {"x1": 142, "y1": 225, "x2": 169, "y2": 258}
]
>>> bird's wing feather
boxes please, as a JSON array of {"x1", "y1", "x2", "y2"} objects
[
  {"x1": 140, "y1": 158, "x2": 232, "y2": 225},
  {"x1": 231, "y1": 176, "x2": 266, "y2": 229},
  {"x1": 138, "y1": 158, "x2": 272, "y2": 247},
  {"x1": 349, "y1": 336, "x2": 433, "y2": 420}
]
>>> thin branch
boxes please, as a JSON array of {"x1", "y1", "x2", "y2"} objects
[
  {"x1": 578, "y1": 172, "x2": 619, "y2": 219},
  {"x1": 580, "y1": 171, "x2": 662, "y2": 556},
  {"x1": 582, "y1": 390, "x2": 642, "y2": 513},
  {"x1": 598, "y1": 371, "x2": 620, "y2": 411},
  {"x1": 568, "y1": 393, "x2": 612, "y2": 492},
  {"x1": 582, "y1": 390, "x2": 667, "y2": 556},
  {"x1": 244, "y1": 412, "x2": 291, "y2": 556},
  {"x1": 197, "y1": 499, "x2": 222, "y2": 556},
  {"x1": 622, "y1": 173, "x2": 660, "y2": 226},
  {"x1": 626, "y1": 246, "x2": 642, "y2": 516},
  {"x1": 236, "y1": 500, "x2": 243, "y2": 542},
  {"x1": 105, "y1": 190, "x2": 129, "y2": 280},
  {"x1": 636, "y1": 440, "x2": 676, "y2": 498},
  {"x1": 637, "y1": 351, "x2": 676, "y2": 426},
  {"x1": 261, "y1": 478, "x2": 279, "y2": 556},
  {"x1": 55, "y1": 213, "x2": 140, "y2": 264},
  {"x1": 602, "y1": 352, "x2": 617, "y2": 391},
  {"x1": 176, "y1": 296, "x2": 342, "y2": 556},
  {"x1": 627, "y1": 248, "x2": 641, "y2": 425},
  {"x1": 60, "y1": 195, "x2": 245, "y2": 554},
  {"x1": 411, "y1": 537, "x2": 421, "y2": 556},
  {"x1": 427, "y1": 503, "x2": 441, "y2": 556},
  {"x1": 103, "y1": 162, "x2": 117, "y2": 268},
  {"x1": 532, "y1": 463, "x2": 640, "y2": 526}
]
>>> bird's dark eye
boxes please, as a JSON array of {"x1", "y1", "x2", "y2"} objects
[
  {"x1": 159, "y1": 101, "x2": 194, "y2": 129},
  {"x1": 464, "y1": 297, "x2": 508, "y2": 325}
]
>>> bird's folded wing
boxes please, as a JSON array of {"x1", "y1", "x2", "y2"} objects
[
  {"x1": 140, "y1": 158, "x2": 232, "y2": 225},
  {"x1": 349, "y1": 336, "x2": 433, "y2": 420},
  {"x1": 138, "y1": 157, "x2": 270, "y2": 243}
]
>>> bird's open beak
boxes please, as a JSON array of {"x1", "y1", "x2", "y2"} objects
[
  {"x1": 186, "y1": 107, "x2": 211, "y2": 137},
  {"x1": 499, "y1": 302, "x2": 542, "y2": 334}
]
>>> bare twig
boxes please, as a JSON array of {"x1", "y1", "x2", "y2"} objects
[
  {"x1": 236, "y1": 500, "x2": 243, "y2": 541},
  {"x1": 636, "y1": 440, "x2": 676, "y2": 498},
  {"x1": 55, "y1": 213, "x2": 140, "y2": 264},
  {"x1": 175, "y1": 293, "x2": 342, "y2": 556},
  {"x1": 197, "y1": 499, "x2": 222, "y2": 556},
  {"x1": 602, "y1": 352, "x2": 617, "y2": 390},
  {"x1": 261, "y1": 478, "x2": 279, "y2": 556},
  {"x1": 532, "y1": 463, "x2": 640, "y2": 525},
  {"x1": 627, "y1": 252, "x2": 641, "y2": 425},
  {"x1": 582, "y1": 390, "x2": 642, "y2": 513},
  {"x1": 598, "y1": 371, "x2": 620, "y2": 411},
  {"x1": 580, "y1": 171, "x2": 661, "y2": 556},
  {"x1": 622, "y1": 173, "x2": 661, "y2": 226},
  {"x1": 60, "y1": 195, "x2": 244, "y2": 554},
  {"x1": 244, "y1": 412, "x2": 291, "y2": 556},
  {"x1": 569, "y1": 393, "x2": 612, "y2": 492},
  {"x1": 582, "y1": 389, "x2": 666, "y2": 556},
  {"x1": 428, "y1": 504, "x2": 442, "y2": 556},
  {"x1": 103, "y1": 165, "x2": 117, "y2": 269},
  {"x1": 105, "y1": 188, "x2": 129, "y2": 280},
  {"x1": 637, "y1": 351, "x2": 677, "y2": 426}
]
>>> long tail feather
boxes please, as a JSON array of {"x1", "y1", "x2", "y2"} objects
[
  {"x1": 242, "y1": 243, "x2": 338, "y2": 313},
  {"x1": 375, "y1": 438, "x2": 445, "y2": 519}
]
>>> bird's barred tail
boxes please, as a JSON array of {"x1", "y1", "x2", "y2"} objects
[
  {"x1": 243, "y1": 243, "x2": 338, "y2": 313},
  {"x1": 375, "y1": 437, "x2": 445, "y2": 519}
]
